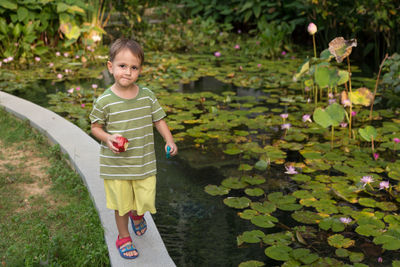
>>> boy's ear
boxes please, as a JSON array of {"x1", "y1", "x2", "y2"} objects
[{"x1": 107, "y1": 61, "x2": 113, "y2": 73}]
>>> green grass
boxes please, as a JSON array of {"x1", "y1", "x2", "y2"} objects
[{"x1": 0, "y1": 108, "x2": 110, "y2": 266}]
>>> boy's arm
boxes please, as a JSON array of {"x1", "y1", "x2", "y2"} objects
[
  {"x1": 154, "y1": 119, "x2": 178, "y2": 156},
  {"x1": 91, "y1": 123, "x2": 121, "y2": 154}
]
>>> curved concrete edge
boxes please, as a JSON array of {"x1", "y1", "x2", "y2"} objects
[{"x1": 0, "y1": 91, "x2": 176, "y2": 267}]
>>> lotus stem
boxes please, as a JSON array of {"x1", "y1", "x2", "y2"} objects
[
  {"x1": 312, "y1": 34, "x2": 317, "y2": 58},
  {"x1": 370, "y1": 54, "x2": 388, "y2": 120},
  {"x1": 347, "y1": 56, "x2": 353, "y2": 138},
  {"x1": 371, "y1": 136, "x2": 375, "y2": 153},
  {"x1": 331, "y1": 125, "x2": 334, "y2": 149}
]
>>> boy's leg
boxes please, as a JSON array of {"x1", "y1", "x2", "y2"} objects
[{"x1": 115, "y1": 210, "x2": 138, "y2": 257}]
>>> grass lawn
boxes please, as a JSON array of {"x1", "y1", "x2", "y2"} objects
[{"x1": 0, "y1": 108, "x2": 109, "y2": 266}]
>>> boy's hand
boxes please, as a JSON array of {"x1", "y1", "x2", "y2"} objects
[
  {"x1": 165, "y1": 142, "x2": 178, "y2": 157},
  {"x1": 107, "y1": 134, "x2": 123, "y2": 153}
]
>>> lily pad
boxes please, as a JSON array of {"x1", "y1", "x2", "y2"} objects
[
  {"x1": 251, "y1": 201, "x2": 277, "y2": 214},
  {"x1": 251, "y1": 214, "x2": 278, "y2": 228},
  {"x1": 245, "y1": 188, "x2": 265, "y2": 197},
  {"x1": 204, "y1": 184, "x2": 231, "y2": 196},
  {"x1": 373, "y1": 230, "x2": 400, "y2": 250},
  {"x1": 223, "y1": 197, "x2": 251, "y2": 209},
  {"x1": 241, "y1": 175, "x2": 266, "y2": 185},
  {"x1": 265, "y1": 245, "x2": 292, "y2": 261},
  {"x1": 239, "y1": 230, "x2": 266, "y2": 244},
  {"x1": 291, "y1": 174, "x2": 311, "y2": 182},
  {"x1": 238, "y1": 260, "x2": 265, "y2": 267},
  {"x1": 221, "y1": 177, "x2": 248, "y2": 189},
  {"x1": 349, "y1": 252, "x2": 364, "y2": 263},
  {"x1": 291, "y1": 210, "x2": 322, "y2": 224},
  {"x1": 262, "y1": 231, "x2": 294, "y2": 246},
  {"x1": 254, "y1": 160, "x2": 269, "y2": 171},
  {"x1": 291, "y1": 248, "x2": 319, "y2": 264},
  {"x1": 358, "y1": 197, "x2": 377, "y2": 207},
  {"x1": 238, "y1": 209, "x2": 258, "y2": 220},
  {"x1": 327, "y1": 234, "x2": 355, "y2": 248},
  {"x1": 358, "y1": 126, "x2": 377, "y2": 142}
]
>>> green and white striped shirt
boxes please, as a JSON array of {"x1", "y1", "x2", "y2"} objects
[{"x1": 89, "y1": 87, "x2": 166, "y2": 180}]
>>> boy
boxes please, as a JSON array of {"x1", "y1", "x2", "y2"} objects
[{"x1": 90, "y1": 38, "x2": 177, "y2": 259}]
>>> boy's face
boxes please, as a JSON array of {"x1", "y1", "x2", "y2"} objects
[{"x1": 107, "y1": 48, "x2": 142, "y2": 89}]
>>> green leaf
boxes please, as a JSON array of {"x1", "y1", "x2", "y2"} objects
[
  {"x1": 358, "y1": 126, "x2": 377, "y2": 142},
  {"x1": 291, "y1": 210, "x2": 322, "y2": 224},
  {"x1": 265, "y1": 245, "x2": 292, "y2": 261},
  {"x1": 251, "y1": 214, "x2": 278, "y2": 228},
  {"x1": 240, "y1": 230, "x2": 265, "y2": 244},
  {"x1": 0, "y1": 0, "x2": 17, "y2": 10},
  {"x1": 313, "y1": 108, "x2": 333, "y2": 128},
  {"x1": 349, "y1": 252, "x2": 364, "y2": 263},
  {"x1": 325, "y1": 103, "x2": 345, "y2": 126},
  {"x1": 57, "y1": 2, "x2": 69, "y2": 12},
  {"x1": 223, "y1": 147, "x2": 242, "y2": 155},
  {"x1": 335, "y1": 248, "x2": 350, "y2": 258},
  {"x1": 358, "y1": 197, "x2": 377, "y2": 207},
  {"x1": 238, "y1": 260, "x2": 265, "y2": 267},
  {"x1": 223, "y1": 197, "x2": 251, "y2": 209},
  {"x1": 262, "y1": 231, "x2": 293, "y2": 246},
  {"x1": 221, "y1": 177, "x2": 248, "y2": 189},
  {"x1": 238, "y1": 209, "x2": 258, "y2": 220},
  {"x1": 204, "y1": 185, "x2": 230, "y2": 196},
  {"x1": 251, "y1": 201, "x2": 276, "y2": 214},
  {"x1": 315, "y1": 66, "x2": 339, "y2": 88},
  {"x1": 245, "y1": 187, "x2": 264, "y2": 197},
  {"x1": 373, "y1": 234, "x2": 400, "y2": 250},
  {"x1": 327, "y1": 234, "x2": 355, "y2": 248},
  {"x1": 254, "y1": 159, "x2": 269, "y2": 171},
  {"x1": 17, "y1": 6, "x2": 28, "y2": 21}
]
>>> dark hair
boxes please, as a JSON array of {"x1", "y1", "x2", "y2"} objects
[{"x1": 109, "y1": 38, "x2": 144, "y2": 65}]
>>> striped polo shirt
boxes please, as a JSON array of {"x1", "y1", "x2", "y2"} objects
[{"x1": 89, "y1": 87, "x2": 166, "y2": 180}]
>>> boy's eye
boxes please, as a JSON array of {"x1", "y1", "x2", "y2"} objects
[
  {"x1": 119, "y1": 64, "x2": 126, "y2": 68},
  {"x1": 132, "y1": 66, "x2": 138, "y2": 70}
]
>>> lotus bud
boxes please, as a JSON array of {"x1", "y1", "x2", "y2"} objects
[{"x1": 307, "y1": 23, "x2": 317, "y2": 35}]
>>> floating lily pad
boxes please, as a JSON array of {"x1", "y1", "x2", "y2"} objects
[
  {"x1": 376, "y1": 201, "x2": 398, "y2": 211},
  {"x1": 335, "y1": 248, "x2": 350, "y2": 258},
  {"x1": 265, "y1": 245, "x2": 292, "y2": 261},
  {"x1": 251, "y1": 214, "x2": 278, "y2": 228},
  {"x1": 358, "y1": 197, "x2": 377, "y2": 207},
  {"x1": 262, "y1": 231, "x2": 294, "y2": 246},
  {"x1": 291, "y1": 174, "x2": 311, "y2": 182},
  {"x1": 238, "y1": 209, "x2": 258, "y2": 220},
  {"x1": 300, "y1": 150, "x2": 322, "y2": 159},
  {"x1": 251, "y1": 201, "x2": 277, "y2": 214},
  {"x1": 254, "y1": 160, "x2": 269, "y2": 171},
  {"x1": 239, "y1": 230, "x2": 266, "y2": 244},
  {"x1": 245, "y1": 188, "x2": 265, "y2": 197},
  {"x1": 204, "y1": 185, "x2": 231, "y2": 196},
  {"x1": 241, "y1": 175, "x2": 266, "y2": 185},
  {"x1": 238, "y1": 260, "x2": 265, "y2": 267},
  {"x1": 223, "y1": 147, "x2": 243, "y2": 155},
  {"x1": 223, "y1": 197, "x2": 251, "y2": 209},
  {"x1": 291, "y1": 248, "x2": 319, "y2": 264},
  {"x1": 319, "y1": 217, "x2": 345, "y2": 232},
  {"x1": 221, "y1": 177, "x2": 248, "y2": 189},
  {"x1": 373, "y1": 230, "x2": 400, "y2": 250},
  {"x1": 349, "y1": 252, "x2": 364, "y2": 263},
  {"x1": 238, "y1": 164, "x2": 253, "y2": 171},
  {"x1": 291, "y1": 210, "x2": 322, "y2": 224},
  {"x1": 327, "y1": 234, "x2": 355, "y2": 248}
]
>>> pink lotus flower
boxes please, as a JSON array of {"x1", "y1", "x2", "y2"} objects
[
  {"x1": 394, "y1": 138, "x2": 400, "y2": 144},
  {"x1": 214, "y1": 51, "x2": 221, "y2": 57},
  {"x1": 285, "y1": 166, "x2": 297, "y2": 174},
  {"x1": 234, "y1": 44, "x2": 240, "y2": 49},
  {"x1": 81, "y1": 103, "x2": 85, "y2": 108},
  {"x1": 238, "y1": 29, "x2": 242, "y2": 34},
  {"x1": 256, "y1": 41, "x2": 260, "y2": 45},
  {"x1": 63, "y1": 52, "x2": 69, "y2": 57},
  {"x1": 373, "y1": 153, "x2": 379, "y2": 160},
  {"x1": 76, "y1": 86, "x2": 81, "y2": 91},
  {"x1": 281, "y1": 123, "x2": 291, "y2": 130},
  {"x1": 340, "y1": 122, "x2": 348, "y2": 128},
  {"x1": 342, "y1": 99, "x2": 351, "y2": 107},
  {"x1": 257, "y1": 63, "x2": 262, "y2": 68},
  {"x1": 239, "y1": 66, "x2": 243, "y2": 71},
  {"x1": 307, "y1": 23, "x2": 317, "y2": 35},
  {"x1": 281, "y1": 51, "x2": 286, "y2": 56},
  {"x1": 328, "y1": 93, "x2": 334, "y2": 98},
  {"x1": 92, "y1": 84, "x2": 98, "y2": 89},
  {"x1": 361, "y1": 175, "x2": 374, "y2": 187},
  {"x1": 339, "y1": 217, "x2": 352, "y2": 224},
  {"x1": 49, "y1": 62, "x2": 54, "y2": 67},
  {"x1": 57, "y1": 73, "x2": 63, "y2": 79},
  {"x1": 351, "y1": 111, "x2": 357, "y2": 117},
  {"x1": 67, "y1": 88, "x2": 74, "y2": 94},
  {"x1": 75, "y1": 55, "x2": 80, "y2": 59},
  {"x1": 379, "y1": 181, "x2": 389, "y2": 190},
  {"x1": 302, "y1": 114, "x2": 312, "y2": 123},
  {"x1": 56, "y1": 52, "x2": 60, "y2": 56},
  {"x1": 280, "y1": 113, "x2": 289, "y2": 119},
  {"x1": 304, "y1": 86, "x2": 310, "y2": 92},
  {"x1": 378, "y1": 257, "x2": 383, "y2": 263},
  {"x1": 34, "y1": 57, "x2": 40, "y2": 62},
  {"x1": 329, "y1": 98, "x2": 336, "y2": 104}
]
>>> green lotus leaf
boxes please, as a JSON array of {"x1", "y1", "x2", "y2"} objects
[
  {"x1": 388, "y1": 170, "x2": 400, "y2": 181},
  {"x1": 268, "y1": 192, "x2": 297, "y2": 205},
  {"x1": 327, "y1": 234, "x2": 355, "y2": 248},
  {"x1": 284, "y1": 132, "x2": 307, "y2": 142},
  {"x1": 373, "y1": 229, "x2": 400, "y2": 250},
  {"x1": 263, "y1": 146, "x2": 286, "y2": 161},
  {"x1": 291, "y1": 210, "x2": 322, "y2": 224},
  {"x1": 355, "y1": 225, "x2": 383, "y2": 237},
  {"x1": 313, "y1": 107, "x2": 333, "y2": 128},
  {"x1": 204, "y1": 185, "x2": 231, "y2": 196},
  {"x1": 241, "y1": 175, "x2": 266, "y2": 185},
  {"x1": 392, "y1": 260, "x2": 400, "y2": 267},
  {"x1": 265, "y1": 245, "x2": 292, "y2": 261},
  {"x1": 238, "y1": 260, "x2": 265, "y2": 267},
  {"x1": 349, "y1": 252, "x2": 364, "y2": 263},
  {"x1": 337, "y1": 70, "x2": 349, "y2": 85},
  {"x1": 291, "y1": 174, "x2": 311, "y2": 182},
  {"x1": 262, "y1": 231, "x2": 294, "y2": 246},
  {"x1": 358, "y1": 126, "x2": 377, "y2": 142},
  {"x1": 294, "y1": 250, "x2": 319, "y2": 265},
  {"x1": 315, "y1": 66, "x2": 339, "y2": 88},
  {"x1": 251, "y1": 214, "x2": 278, "y2": 228},
  {"x1": 358, "y1": 198, "x2": 377, "y2": 207},
  {"x1": 300, "y1": 150, "x2": 322, "y2": 159},
  {"x1": 254, "y1": 160, "x2": 269, "y2": 171},
  {"x1": 221, "y1": 177, "x2": 248, "y2": 189},
  {"x1": 245, "y1": 188, "x2": 265, "y2": 197},
  {"x1": 279, "y1": 142, "x2": 303, "y2": 151},
  {"x1": 319, "y1": 217, "x2": 345, "y2": 232},
  {"x1": 293, "y1": 59, "x2": 309, "y2": 81},
  {"x1": 223, "y1": 197, "x2": 251, "y2": 209},
  {"x1": 335, "y1": 248, "x2": 350, "y2": 258},
  {"x1": 223, "y1": 147, "x2": 243, "y2": 155},
  {"x1": 292, "y1": 190, "x2": 313, "y2": 199},
  {"x1": 376, "y1": 201, "x2": 398, "y2": 211},
  {"x1": 251, "y1": 201, "x2": 277, "y2": 214},
  {"x1": 384, "y1": 215, "x2": 400, "y2": 226},
  {"x1": 238, "y1": 209, "x2": 258, "y2": 220},
  {"x1": 278, "y1": 203, "x2": 302, "y2": 211},
  {"x1": 325, "y1": 103, "x2": 345, "y2": 126},
  {"x1": 238, "y1": 164, "x2": 253, "y2": 171},
  {"x1": 323, "y1": 151, "x2": 347, "y2": 161},
  {"x1": 239, "y1": 230, "x2": 266, "y2": 244},
  {"x1": 349, "y1": 87, "x2": 373, "y2": 106}
]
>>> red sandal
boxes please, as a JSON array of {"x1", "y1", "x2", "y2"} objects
[
  {"x1": 116, "y1": 235, "x2": 138, "y2": 259},
  {"x1": 129, "y1": 212, "x2": 147, "y2": 236}
]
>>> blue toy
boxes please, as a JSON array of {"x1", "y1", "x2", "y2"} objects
[{"x1": 166, "y1": 145, "x2": 171, "y2": 159}]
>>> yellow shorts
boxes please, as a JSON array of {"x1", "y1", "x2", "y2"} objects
[{"x1": 103, "y1": 175, "x2": 157, "y2": 216}]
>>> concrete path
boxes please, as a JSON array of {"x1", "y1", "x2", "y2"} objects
[{"x1": 0, "y1": 91, "x2": 176, "y2": 267}]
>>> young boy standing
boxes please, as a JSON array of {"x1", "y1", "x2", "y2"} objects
[{"x1": 89, "y1": 38, "x2": 177, "y2": 259}]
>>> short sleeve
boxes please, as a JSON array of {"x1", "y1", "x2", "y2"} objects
[
  {"x1": 151, "y1": 97, "x2": 166, "y2": 122},
  {"x1": 89, "y1": 99, "x2": 106, "y2": 124}
]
